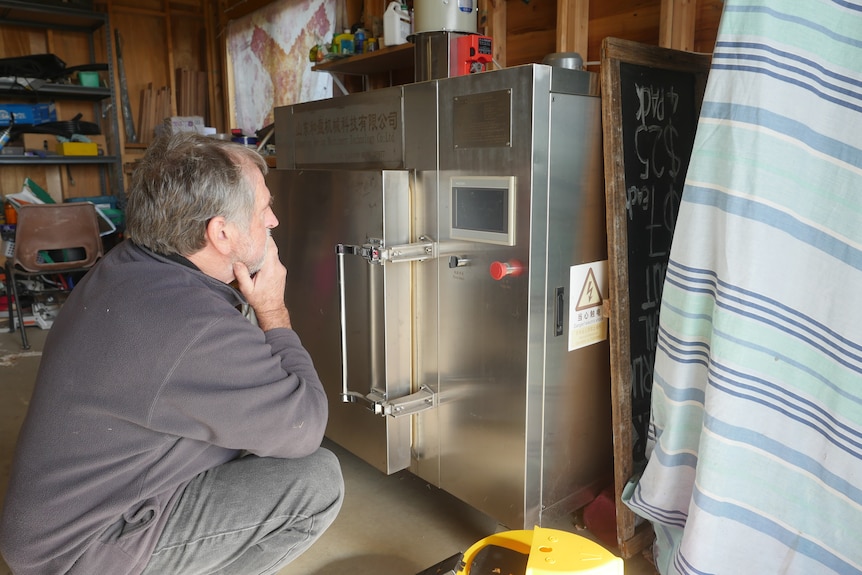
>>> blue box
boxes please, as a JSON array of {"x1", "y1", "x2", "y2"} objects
[
  {"x1": 0, "y1": 104, "x2": 34, "y2": 125},
  {"x1": 35, "y1": 103, "x2": 56, "y2": 124},
  {"x1": 0, "y1": 103, "x2": 57, "y2": 126}
]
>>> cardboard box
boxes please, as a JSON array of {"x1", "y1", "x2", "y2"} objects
[
  {"x1": 22, "y1": 133, "x2": 58, "y2": 154},
  {"x1": 26, "y1": 135, "x2": 105, "y2": 156},
  {"x1": 169, "y1": 116, "x2": 205, "y2": 134},
  {"x1": 58, "y1": 142, "x2": 98, "y2": 156}
]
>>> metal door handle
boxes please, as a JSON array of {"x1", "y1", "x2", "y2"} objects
[
  {"x1": 335, "y1": 244, "x2": 370, "y2": 406},
  {"x1": 334, "y1": 242, "x2": 439, "y2": 417}
]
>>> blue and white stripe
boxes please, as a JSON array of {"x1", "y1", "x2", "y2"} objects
[{"x1": 623, "y1": 1, "x2": 862, "y2": 573}]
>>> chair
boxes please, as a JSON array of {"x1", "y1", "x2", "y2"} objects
[{"x1": 5, "y1": 202, "x2": 103, "y2": 349}]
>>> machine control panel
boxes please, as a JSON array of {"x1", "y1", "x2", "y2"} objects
[{"x1": 449, "y1": 175, "x2": 516, "y2": 246}]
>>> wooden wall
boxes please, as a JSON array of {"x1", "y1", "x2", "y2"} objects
[
  {"x1": 109, "y1": 0, "x2": 725, "y2": 145},
  {"x1": 1, "y1": 0, "x2": 723, "y2": 201},
  {"x1": 213, "y1": 0, "x2": 723, "y2": 116},
  {"x1": 99, "y1": 0, "x2": 224, "y2": 183},
  {"x1": 483, "y1": 0, "x2": 724, "y2": 69}
]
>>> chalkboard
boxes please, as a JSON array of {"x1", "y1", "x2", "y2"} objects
[{"x1": 600, "y1": 37, "x2": 711, "y2": 558}]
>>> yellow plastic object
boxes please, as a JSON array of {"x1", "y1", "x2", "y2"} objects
[
  {"x1": 457, "y1": 527, "x2": 623, "y2": 575},
  {"x1": 58, "y1": 142, "x2": 98, "y2": 156}
]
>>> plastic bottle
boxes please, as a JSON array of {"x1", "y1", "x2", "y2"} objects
[
  {"x1": 354, "y1": 28, "x2": 366, "y2": 54},
  {"x1": 4, "y1": 201, "x2": 16, "y2": 225},
  {"x1": 0, "y1": 124, "x2": 11, "y2": 153},
  {"x1": 383, "y1": 1, "x2": 411, "y2": 47},
  {"x1": 334, "y1": 30, "x2": 355, "y2": 54},
  {"x1": 402, "y1": 3, "x2": 413, "y2": 36}
]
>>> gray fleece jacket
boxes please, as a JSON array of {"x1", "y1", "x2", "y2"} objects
[{"x1": 0, "y1": 240, "x2": 328, "y2": 575}]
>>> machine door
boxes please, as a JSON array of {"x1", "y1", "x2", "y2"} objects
[{"x1": 267, "y1": 169, "x2": 413, "y2": 474}]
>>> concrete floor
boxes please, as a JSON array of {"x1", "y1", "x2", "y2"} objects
[{"x1": 0, "y1": 325, "x2": 658, "y2": 575}]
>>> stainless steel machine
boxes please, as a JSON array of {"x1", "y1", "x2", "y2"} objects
[{"x1": 267, "y1": 63, "x2": 612, "y2": 529}]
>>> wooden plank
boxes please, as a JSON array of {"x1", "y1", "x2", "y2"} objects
[
  {"x1": 137, "y1": 87, "x2": 147, "y2": 142},
  {"x1": 145, "y1": 82, "x2": 155, "y2": 144},
  {"x1": 505, "y1": 29, "x2": 556, "y2": 67},
  {"x1": 221, "y1": 0, "x2": 278, "y2": 20},
  {"x1": 147, "y1": 83, "x2": 155, "y2": 144},
  {"x1": 176, "y1": 67, "x2": 185, "y2": 115},
  {"x1": 556, "y1": 0, "x2": 589, "y2": 59},
  {"x1": 170, "y1": 0, "x2": 204, "y2": 11},
  {"x1": 164, "y1": 6, "x2": 177, "y2": 118},
  {"x1": 197, "y1": 70, "x2": 207, "y2": 117},
  {"x1": 660, "y1": 0, "x2": 697, "y2": 51},
  {"x1": 659, "y1": 0, "x2": 675, "y2": 47},
  {"x1": 587, "y1": 2, "x2": 662, "y2": 65},
  {"x1": 222, "y1": 21, "x2": 236, "y2": 131},
  {"x1": 184, "y1": 69, "x2": 191, "y2": 115},
  {"x1": 203, "y1": 0, "x2": 223, "y2": 130},
  {"x1": 507, "y1": 0, "x2": 556, "y2": 35},
  {"x1": 620, "y1": 521, "x2": 657, "y2": 560},
  {"x1": 46, "y1": 28, "x2": 91, "y2": 69},
  {"x1": 112, "y1": 12, "x2": 170, "y2": 143},
  {"x1": 159, "y1": 86, "x2": 166, "y2": 134},
  {"x1": 0, "y1": 23, "x2": 47, "y2": 57},
  {"x1": 481, "y1": 0, "x2": 506, "y2": 68},
  {"x1": 693, "y1": 0, "x2": 724, "y2": 54},
  {"x1": 163, "y1": 85, "x2": 172, "y2": 125},
  {"x1": 312, "y1": 43, "x2": 413, "y2": 76},
  {"x1": 175, "y1": 68, "x2": 182, "y2": 116},
  {"x1": 171, "y1": 13, "x2": 205, "y2": 71},
  {"x1": 112, "y1": 0, "x2": 164, "y2": 10},
  {"x1": 140, "y1": 83, "x2": 150, "y2": 144},
  {"x1": 505, "y1": 0, "x2": 556, "y2": 67},
  {"x1": 600, "y1": 36, "x2": 711, "y2": 558},
  {"x1": 151, "y1": 86, "x2": 157, "y2": 134}
]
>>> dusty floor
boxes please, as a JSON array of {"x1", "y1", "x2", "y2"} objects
[{"x1": 0, "y1": 326, "x2": 658, "y2": 575}]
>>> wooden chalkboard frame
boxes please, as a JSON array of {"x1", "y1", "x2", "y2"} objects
[{"x1": 600, "y1": 37, "x2": 711, "y2": 559}]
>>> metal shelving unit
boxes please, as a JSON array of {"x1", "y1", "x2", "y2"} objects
[
  {"x1": 0, "y1": 156, "x2": 117, "y2": 165},
  {"x1": 0, "y1": 0, "x2": 124, "y2": 202},
  {"x1": 0, "y1": 83, "x2": 112, "y2": 101}
]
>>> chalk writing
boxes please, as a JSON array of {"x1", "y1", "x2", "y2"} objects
[{"x1": 618, "y1": 62, "x2": 699, "y2": 463}]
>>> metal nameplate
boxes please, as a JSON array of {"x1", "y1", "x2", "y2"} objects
[
  {"x1": 452, "y1": 89, "x2": 512, "y2": 149},
  {"x1": 292, "y1": 89, "x2": 404, "y2": 167}
]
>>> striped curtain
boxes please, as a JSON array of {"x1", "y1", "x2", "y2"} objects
[{"x1": 623, "y1": 1, "x2": 862, "y2": 573}]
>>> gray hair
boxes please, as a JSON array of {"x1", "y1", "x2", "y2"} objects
[{"x1": 125, "y1": 131, "x2": 268, "y2": 257}]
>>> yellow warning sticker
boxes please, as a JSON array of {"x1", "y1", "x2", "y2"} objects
[
  {"x1": 569, "y1": 261, "x2": 608, "y2": 351},
  {"x1": 576, "y1": 267, "x2": 603, "y2": 310}
]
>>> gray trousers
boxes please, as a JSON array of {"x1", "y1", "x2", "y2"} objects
[{"x1": 140, "y1": 448, "x2": 343, "y2": 575}]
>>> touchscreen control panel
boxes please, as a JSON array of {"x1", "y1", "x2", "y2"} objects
[{"x1": 449, "y1": 176, "x2": 516, "y2": 246}]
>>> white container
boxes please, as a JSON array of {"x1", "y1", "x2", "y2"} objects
[
  {"x1": 382, "y1": 2, "x2": 411, "y2": 47},
  {"x1": 414, "y1": 0, "x2": 477, "y2": 34}
]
